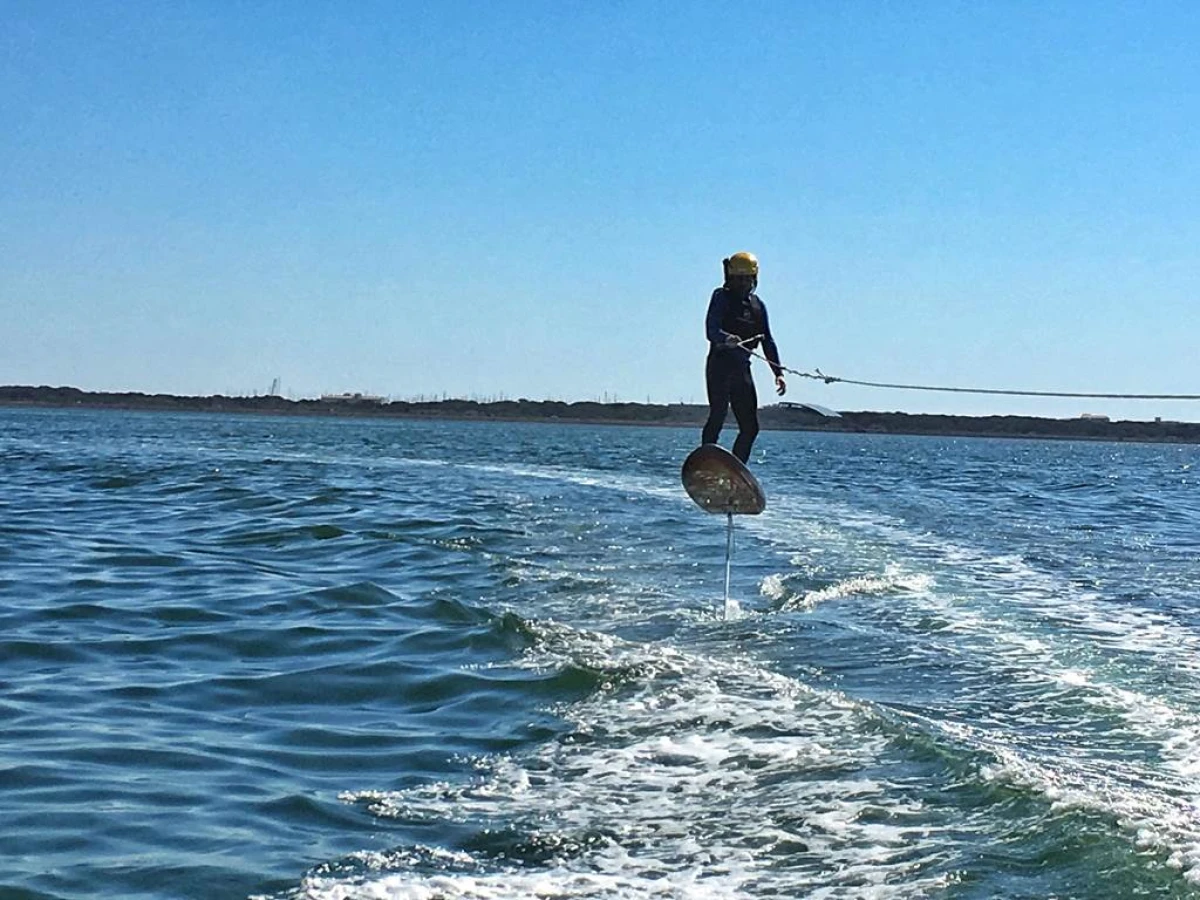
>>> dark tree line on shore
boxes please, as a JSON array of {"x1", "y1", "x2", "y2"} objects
[{"x1": 3, "y1": 384, "x2": 1199, "y2": 443}]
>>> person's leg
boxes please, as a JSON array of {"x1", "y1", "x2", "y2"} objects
[
  {"x1": 701, "y1": 353, "x2": 731, "y2": 445},
  {"x1": 729, "y1": 363, "x2": 760, "y2": 463}
]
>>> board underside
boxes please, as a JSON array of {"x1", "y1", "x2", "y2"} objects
[{"x1": 681, "y1": 444, "x2": 766, "y2": 515}]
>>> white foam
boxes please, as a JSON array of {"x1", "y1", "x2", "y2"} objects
[
  {"x1": 761, "y1": 565, "x2": 935, "y2": 612},
  {"x1": 326, "y1": 623, "x2": 961, "y2": 900},
  {"x1": 291, "y1": 858, "x2": 747, "y2": 900},
  {"x1": 733, "y1": 489, "x2": 1200, "y2": 880},
  {"x1": 757, "y1": 491, "x2": 1200, "y2": 678}
]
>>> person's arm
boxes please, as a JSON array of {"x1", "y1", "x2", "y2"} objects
[
  {"x1": 705, "y1": 289, "x2": 737, "y2": 345},
  {"x1": 760, "y1": 303, "x2": 787, "y2": 395}
]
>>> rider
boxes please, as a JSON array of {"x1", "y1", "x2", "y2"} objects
[{"x1": 702, "y1": 251, "x2": 786, "y2": 463}]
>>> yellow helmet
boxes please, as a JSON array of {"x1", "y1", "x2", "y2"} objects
[{"x1": 725, "y1": 251, "x2": 759, "y2": 277}]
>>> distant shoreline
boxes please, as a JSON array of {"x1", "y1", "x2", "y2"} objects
[{"x1": 3, "y1": 385, "x2": 1200, "y2": 444}]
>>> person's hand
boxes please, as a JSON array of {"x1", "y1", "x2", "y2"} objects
[
  {"x1": 724, "y1": 333, "x2": 743, "y2": 347},
  {"x1": 775, "y1": 376, "x2": 787, "y2": 396}
]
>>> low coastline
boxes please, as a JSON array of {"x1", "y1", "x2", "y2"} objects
[{"x1": 4, "y1": 384, "x2": 1200, "y2": 444}]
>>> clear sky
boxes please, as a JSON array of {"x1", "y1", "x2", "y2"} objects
[{"x1": 3, "y1": 1, "x2": 1198, "y2": 420}]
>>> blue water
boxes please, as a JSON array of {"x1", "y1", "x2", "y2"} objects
[{"x1": 3, "y1": 408, "x2": 1200, "y2": 899}]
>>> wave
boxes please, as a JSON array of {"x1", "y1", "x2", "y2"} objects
[{"x1": 761, "y1": 565, "x2": 935, "y2": 612}]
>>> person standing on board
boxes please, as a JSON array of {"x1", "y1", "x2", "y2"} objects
[{"x1": 702, "y1": 251, "x2": 786, "y2": 463}]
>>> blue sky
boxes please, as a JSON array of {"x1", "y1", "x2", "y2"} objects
[{"x1": 3, "y1": 1, "x2": 1198, "y2": 419}]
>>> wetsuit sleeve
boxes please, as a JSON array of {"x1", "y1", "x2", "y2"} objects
[
  {"x1": 760, "y1": 302, "x2": 784, "y2": 378},
  {"x1": 705, "y1": 290, "x2": 731, "y2": 344}
]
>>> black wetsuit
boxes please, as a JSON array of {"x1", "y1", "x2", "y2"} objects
[{"x1": 702, "y1": 288, "x2": 783, "y2": 463}]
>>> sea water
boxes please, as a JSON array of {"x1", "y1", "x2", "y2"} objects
[{"x1": 2, "y1": 408, "x2": 1199, "y2": 899}]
